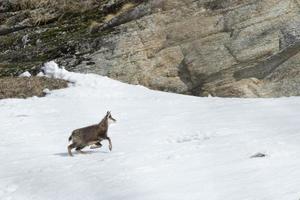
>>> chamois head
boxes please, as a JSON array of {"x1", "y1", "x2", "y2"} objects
[{"x1": 106, "y1": 111, "x2": 116, "y2": 125}]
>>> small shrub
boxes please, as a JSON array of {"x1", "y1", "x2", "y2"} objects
[
  {"x1": 104, "y1": 2, "x2": 136, "y2": 22},
  {"x1": 88, "y1": 20, "x2": 102, "y2": 34}
]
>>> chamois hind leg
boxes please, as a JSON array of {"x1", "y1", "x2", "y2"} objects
[
  {"x1": 75, "y1": 145, "x2": 87, "y2": 154},
  {"x1": 90, "y1": 142, "x2": 102, "y2": 149},
  {"x1": 68, "y1": 143, "x2": 77, "y2": 157}
]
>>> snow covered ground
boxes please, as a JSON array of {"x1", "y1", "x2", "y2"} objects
[{"x1": 1, "y1": 62, "x2": 300, "y2": 200}]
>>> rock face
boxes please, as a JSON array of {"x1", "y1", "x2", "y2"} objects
[{"x1": 2, "y1": 0, "x2": 300, "y2": 97}]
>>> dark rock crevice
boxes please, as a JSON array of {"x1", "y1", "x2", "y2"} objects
[{"x1": 177, "y1": 58, "x2": 193, "y2": 95}]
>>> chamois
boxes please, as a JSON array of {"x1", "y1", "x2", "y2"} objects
[{"x1": 67, "y1": 111, "x2": 116, "y2": 156}]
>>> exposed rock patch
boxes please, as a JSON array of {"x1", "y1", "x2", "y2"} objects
[{"x1": 250, "y1": 152, "x2": 267, "y2": 158}]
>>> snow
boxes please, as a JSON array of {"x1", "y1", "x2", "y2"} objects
[
  {"x1": 42, "y1": 61, "x2": 69, "y2": 80},
  {"x1": 36, "y1": 72, "x2": 45, "y2": 77},
  {"x1": 1, "y1": 63, "x2": 300, "y2": 200},
  {"x1": 18, "y1": 71, "x2": 31, "y2": 77},
  {"x1": 42, "y1": 88, "x2": 51, "y2": 95}
]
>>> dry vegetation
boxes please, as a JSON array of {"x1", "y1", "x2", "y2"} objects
[
  {"x1": 0, "y1": 77, "x2": 68, "y2": 99},
  {"x1": 15, "y1": 0, "x2": 102, "y2": 13},
  {"x1": 104, "y1": 2, "x2": 135, "y2": 22},
  {"x1": 89, "y1": 2, "x2": 136, "y2": 33}
]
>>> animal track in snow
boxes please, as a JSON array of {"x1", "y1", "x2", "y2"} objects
[
  {"x1": 166, "y1": 132, "x2": 212, "y2": 144},
  {"x1": 176, "y1": 134, "x2": 210, "y2": 143},
  {"x1": 0, "y1": 184, "x2": 18, "y2": 200}
]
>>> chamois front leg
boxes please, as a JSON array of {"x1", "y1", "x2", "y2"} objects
[{"x1": 106, "y1": 137, "x2": 112, "y2": 151}]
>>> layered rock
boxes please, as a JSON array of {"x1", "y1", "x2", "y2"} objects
[
  {"x1": 2, "y1": 0, "x2": 300, "y2": 97},
  {"x1": 73, "y1": 0, "x2": 300, "y2": 97}
]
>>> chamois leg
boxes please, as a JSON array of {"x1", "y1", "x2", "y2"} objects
[
  {"x1": 107, "y1": 137, "x2": 112, "y2": 151},
  {"x1": 68, "y1": 143, "x2": 77, "y2": 157},
  {"x1": 90, "y1": 142, "x2": 102, "y2": 149},
  {"x1": 75, "y1": 145, "x2": 86, "y2": 154}
]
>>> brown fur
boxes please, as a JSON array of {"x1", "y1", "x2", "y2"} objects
[{"x1": 67, "y1": 111, "x2": 116, "y2": 156}]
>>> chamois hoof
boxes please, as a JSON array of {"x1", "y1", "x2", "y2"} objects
[
  {"x1": 76, "y1": 150, "x2": 86, "y2": 154},
  {"x1": 68, "y1": 148, "x2": 74, "y2": 157}
]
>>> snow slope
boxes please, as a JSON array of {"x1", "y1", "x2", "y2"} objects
[{"x1": 1, "y1": 62, "x2": 300, "y2": 200}]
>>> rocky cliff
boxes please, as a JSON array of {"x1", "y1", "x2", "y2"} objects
[{"x1": 2, "y1": 0, "x2": 300, "y2": 97}]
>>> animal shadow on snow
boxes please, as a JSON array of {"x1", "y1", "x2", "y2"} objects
[{"x1": 54, "y1": 150, "x2": 109, "y2": 157}]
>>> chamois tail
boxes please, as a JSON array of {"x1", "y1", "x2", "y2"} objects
[{"x1": 68, "y1": 135, "x2": 72, "y2": 142}]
